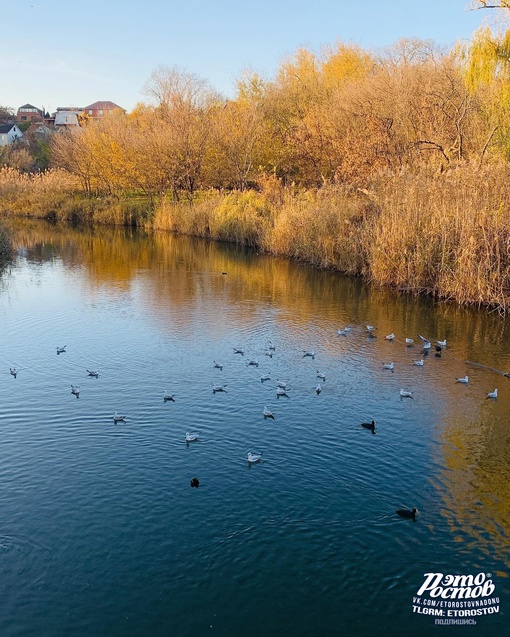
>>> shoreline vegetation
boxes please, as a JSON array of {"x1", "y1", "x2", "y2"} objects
[
  {"x1": 1, "y1": 162, "x2": 510, "y2": 312},
  {"x1": 2, "y1": 26, "x2": 510, "y2": 311}
]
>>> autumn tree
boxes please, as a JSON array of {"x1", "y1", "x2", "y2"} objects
[{"x1": 143, "y1": 66, "x2": 218, "y2": 200}]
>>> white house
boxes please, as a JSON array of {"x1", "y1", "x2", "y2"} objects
[
  {"x1": 54, "y1": 111, "x2": 80, "y2": 127},
  {"x1": 0, "y1": 124, "x2": 23, "y2": 146}
]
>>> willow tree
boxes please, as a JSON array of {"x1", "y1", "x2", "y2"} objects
[{"x1": 460, "y1": 26, "x2": 510, "y2": 160}]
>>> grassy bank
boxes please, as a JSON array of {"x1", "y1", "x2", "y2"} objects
[{"x1": 1, "y1": 164, "x2": 510, "y2": 311}]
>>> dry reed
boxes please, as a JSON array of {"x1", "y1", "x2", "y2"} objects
[{"x1": 2, "y1": 163, "x2": 510, "y2": 311}]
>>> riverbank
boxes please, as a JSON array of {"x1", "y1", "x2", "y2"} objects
[{"x1": 1, "y1": 163, "x2": 509, "y2": 311}]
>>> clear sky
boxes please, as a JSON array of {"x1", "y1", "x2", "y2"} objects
[{"x1": 1, "y1": 0, "x2": 501, "y2": 115}]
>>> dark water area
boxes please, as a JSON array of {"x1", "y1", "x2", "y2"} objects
[{"x1": 0, "y1": 219, "x2": 509, "y2": 636}]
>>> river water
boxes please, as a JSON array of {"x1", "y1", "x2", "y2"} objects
[{"x1": 0, "y1": 220, "x2": 508, "y2": 636}]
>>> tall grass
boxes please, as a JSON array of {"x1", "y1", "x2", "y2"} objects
[
  {"x1": 0, "y1": 167, "x2": 149, "y2": 225},
  {"x1": 2, "y1": 164, "x2": 510, "y2": 311}
]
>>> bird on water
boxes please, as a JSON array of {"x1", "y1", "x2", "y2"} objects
[
  {"x1": 361, "y1": 420, "x2": 376, "y2": 433},
  {"x1": 396, "y1": 507, "x2": 418, "y2": 520}
]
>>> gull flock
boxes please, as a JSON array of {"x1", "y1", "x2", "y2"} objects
[{"x1": 6, "y1": 326, "x2": 506, "y2": 521}]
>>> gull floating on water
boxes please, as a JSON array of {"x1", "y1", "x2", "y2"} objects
[
  {"x1": 213, "y1": 361, "x2": 224, "y2": 370},
  {"x1": 247, "y1": 451, "x2": 263, "y2": 464},
  {"x1": 315, "y1": 383, "x2": 322, "y2": 395},
  {"x1": 264, "y1": 351, "x2": 273, "y2": 358},
  {"x1": 337, "y1": 329, "x2": 348, "y2": 336},
  {"x1": 185, "y1": 431, "x2": 200, "y2": 443},
  {"x1": 437, "y1": 339, "x2": 447, "y2": 348},
  {"x1": 57, "y1": 345, "x2": 66, "y2": 355},
  {"x1": 260, "y1": 373, "x2": 271, "y2": 382},
  {"x1": 247, "y1": 360, "x2": 259, "y2": 367},
  {"x1": 86, "y1": 369, "x2": 99, "y2": 378},
  {"x1": 405, "y1": 338, "x2": 414, "y2": 345},
  {"x1": 213, "y1": 384, "x2": 228, "y2": 393},
  {"x1": 385, "y1": 333, "x2": 395, "y2": 341},
  {"x1": 400, "y1": 389, "x2": 414, "y2": 399},
  {"x1": 163, "y1": 391, "x2": 176, "y2": 402},
  {"x1": 112, "y1": 412, "x2": 126, "y2": 422},
  {"x1": 71, "y1": 385, "x2": 80, "y2": 398},
  {"x1": 276, "y1": 380, "x2": 288, "y2": 389},
  {"x1": 268, "y1": 342, "x2": 276, "y2": 351},
  {"x1": 413, "y1": 359, "x2": 425, "y2": 366},
  {"x1": 366, "y1": 325, "x2": 376, "y2": 332},
  {"x1": 317, "y1": 370, "x2": 326, "y2": 381},
  {"x1": 455, "y1": 376, "x2": 469, "y2": 384},
  {"x1": 190, "y1": 477, "x2": 200, "y2": 488},
  {"x1": 10, "y1": 367, "x2": 17, "y2": 378},
  {"x1": 233, "y1": 348, "x2": 245, "y2": 355},
  {"x1": 383, "y1": 362, "x2": 394, "y2": 371},
  {"x1": 276, "y1": 388, "x2": 290, "y2": 397},
  {"x1": 263, "y1": 406, "x2": 275, "y2": 420},
  {"x1": 302, "y1": 351, "x2": 315, "y2": 359},
  {"x1": 486, "y1": 388, "x2": 498, "y2": 399}
]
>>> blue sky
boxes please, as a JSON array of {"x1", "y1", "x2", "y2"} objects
[{"x1": 1, "y1": 0, "x2": 501, "y2": 114}]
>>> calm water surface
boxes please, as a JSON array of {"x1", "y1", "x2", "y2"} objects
[{"x1": 0, "y1": 220, "x2": 509, "y2": 636}]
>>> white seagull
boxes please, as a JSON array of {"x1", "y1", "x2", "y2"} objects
[
  {"x1": 413, "y1": 359, "x2": 425, "y2": 366},
  {"x1": 385, "y1": 333, "x2": 395, "y2": 341},
  {"x1": 276, "y1": 388, "x2": 290, "y2": 397},
  {"x1": 418, "y1": 335, "x2": 431, "y2": 349},
  {"x1": 315, "y1": 383, "x2": 322, "y2": 395},
  {"x1": 112, "y1": 412, "x2": 126, "y2": 422},
  {"x1": 260, "y1": 373, "x2": 271, "y2": 382},
  {"x1": 455, "y1": 376, "x2": 469, "y2": 384},
  {"x1": 247, "y1": 360, "x2": 259, "y2": 367},
  {"x1": 276, "y1": 380, "x2": 288, "y2": 389},
  {"x1": 383, "y1": 362, "x2": 394, "y2": 371},
  {"x1": 437, "y1": 339, "x2": 447, "y2": 348},
  {"x1": 10, "y1": 367, "x2": 17, "y2": 378},
  {"x1": 214, "y1": 361, "x2": 224, "y2": 370},
  {"x1": 486, "y1": 388, "x2": 498, "y2": 399},
  {"x1": 302, "y1": 351, "x2": 315, "y2": 359},
  {"x1": 185, "y1": 431, "x2": 200, "y2": 442},
  {"x1": 86, "y1": 369, "x2": 99, "y2": 377},
  {"x1": 405, "y1": 338, "x2": 414, "y2": 345},
  {"x1": 366, "y1": 325, "x2": 376, "y2": 332},
  {"x1": 317, "y1": 370, "x2": 326, "y2": 381},
  {"x1": 263, "y1": 406, "x2": 275, "y2": 420},
  {"x1": 337, "y1": 329, "x2": 348, "y2": 336},
  {"x1": 247, "y1": 451, "x2": 263, "y2": 464},
  {"x1": 163, "y1": 391, "x2": 176, "y2": 402},
  {"x1": 71, "y1": 385, "x2": 80, "y2": 398},
  {"x1": 233, "y1": 348, "x2": 245, "y2": 355},
  {"x1": 213, "y1": 384, "x2": 228, "y2": 393},
  {"x1": 400, "y1": 389, "x2": 414, "y2": 399}
]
